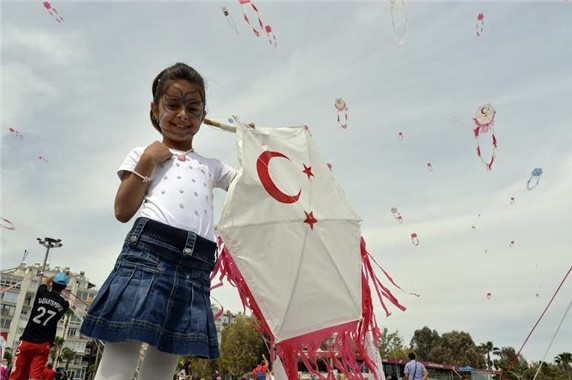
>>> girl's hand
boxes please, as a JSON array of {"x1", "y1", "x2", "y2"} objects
[{"x1": 142, "y1": 141, "x2": 173, "y2": 165}]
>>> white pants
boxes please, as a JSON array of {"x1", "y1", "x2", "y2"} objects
[{"x1": 94, "y1": 341, "x2": 179, "y2": 380}]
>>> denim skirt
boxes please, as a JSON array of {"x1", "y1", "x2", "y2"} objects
[{"x1": 80, "y1": 217, "x2": 219, "y2": 358}]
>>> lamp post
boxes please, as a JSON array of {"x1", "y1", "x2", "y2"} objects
[{"x1": 37, "y1": 237, "x2": 63, "y2": 273}]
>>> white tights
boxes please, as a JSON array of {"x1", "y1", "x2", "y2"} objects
[{"x1": 94, "y1": 341, "x2": 179, "y2": 380}]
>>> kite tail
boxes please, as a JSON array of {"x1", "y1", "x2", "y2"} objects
[{"x1": 472, "y1": 121, "x2": 494, "y2": 137}]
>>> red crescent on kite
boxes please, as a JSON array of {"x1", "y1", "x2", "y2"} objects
[{"x1": 256, "y1": 151, "x2": 301, "y2": 204}]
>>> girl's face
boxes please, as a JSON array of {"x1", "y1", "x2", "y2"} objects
[{"x1": 151, "y1": 79, "x2": 206, "y2": 150}]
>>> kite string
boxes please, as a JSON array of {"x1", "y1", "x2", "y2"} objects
[
  {"x1": 500, "y1": 265, "x2": 572, "y2": 380},
  {"x1": 532, "y1": 295, "x2": 572, "y2": 380}
]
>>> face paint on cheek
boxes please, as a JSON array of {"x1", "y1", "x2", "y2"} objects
[{"x1": 157, "y1": 111, "x2": 166, "y2": 126}]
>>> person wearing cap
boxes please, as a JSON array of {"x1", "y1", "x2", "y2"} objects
[{"x1": 9, "y1": 272, "x2": 70, "y2": 380}]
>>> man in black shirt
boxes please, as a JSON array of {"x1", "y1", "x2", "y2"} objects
[{"x1": 9, "y1": 272, "x2": 70, "y2": 380}]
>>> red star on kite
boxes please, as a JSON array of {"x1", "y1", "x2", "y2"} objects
[
  {"x1": 302, "y1": 164, "x2": 314, "y2": 179},
  {"x1": 303, "y1": 211, "x2": 318, "y2": 230}
]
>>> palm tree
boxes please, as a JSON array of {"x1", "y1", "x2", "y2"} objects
[
  {"x1": 479, "y1": 341, "x2": 498, "y2": 370},
  {"x1": 554, "y1": 352, "x2": 572, "y2": 370},
  {"x1": 51, "y1": 336, "x2": 65, "y2": 367},
  {"x1": 61, "y1": 347, "x2": 76, "y2": 370}
]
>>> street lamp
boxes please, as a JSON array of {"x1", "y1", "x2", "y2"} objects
[{"x1": 37, "y1": 237, "x2": 63, "y2": 273}]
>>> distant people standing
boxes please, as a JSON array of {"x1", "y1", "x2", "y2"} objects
[
  {"x1": 403, "y1": 352, "x2": 428, "y2": 380},
  {"x1": 252, "y1": 354, "x2": 269, "y2": 380},
  {"x1": 42, "y1": 363, "x2": 56, "y2": 380},
  {"x1": 9, "y1": 272, "x2": 70, "y2": 380}
]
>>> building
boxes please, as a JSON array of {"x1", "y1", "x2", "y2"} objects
[
  {"x1": 212, "y1": 305, "x2": 239, "y2": 345},
  {"x1": 1, "y1": 262, "x2": 99, "y2": 379}
]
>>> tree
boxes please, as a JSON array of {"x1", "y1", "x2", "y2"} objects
[
  {"x1": 51, "y1": 336, "x2": 65, "y2": 367},
  {"x1": 478, "y1": 341, "x2": 498, "y2": 370},
  {"x1": 378, "y1": 328, "x2": 407, "y2": 359},
  {"x1": 492, "y1": 346, "x2": 528, "y2": 378},
  {"x1": 410, "y1": 326, "x2": 440, "y2": 361},
  {"x1": 215, "y1": 314, "x2": 266, "y2": 377},
  {"x1": 61, "y1": 347, "x2": 75, "y2": 370},
  {"x1": 429, "y1": 331, "x2": 485, "y2": 368}
]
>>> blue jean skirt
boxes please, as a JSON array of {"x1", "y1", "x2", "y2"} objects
[{"x1": 79, "y1": 217, "x2": 219, "y2": 358}]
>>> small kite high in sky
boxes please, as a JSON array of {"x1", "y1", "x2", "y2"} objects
[
  {"x1": 427, "y1": 162, "x2": 433, "y2": 172},
  {"x1": 38, "y1": 156, "x2": 48, "y2": 163},
  {"x1": 43, "y1": 1, "x2": 64, "y2": 24},
  {"x1": 8, "y1": 128, "x2": 24, "y2": 140},
  {"x1": 410, "y1": 232, "x2": 419, "y2": 246},
  {"x1": 510, "y1": 196, "x2": 515, "y2": 204},
  {"x1": 391, "y1": 207, "x2": 403, "y2": 223},
  {"x1": 398, "y1": 131, "x2": 404, "y2": 141},
  {"x1": 527, "y1": 168, "x2": 543, "y2": 190},
  {"x1": 334, "y1": 98, "x2": 349, "y2": 129},
  {"x1": 473, "y1": 103, "x2": 497, "y2": 170},
  {"x1": 390, "y1": 0, "x2": 409, "y2": 46},
  {"x1": 238, "y1": 0, "x2": 266, "y2": 39},
  {"x1": 486, "y1": 292, "x2": 492, "y2": 299},
  {"x1": 221, "y1": 6, "x2": 239, "y2": 35},
  {"x1": 1, "y1": 217, "x2": 15, "y2": 230},
  {"x1": 264, "y1": 25, "x2": 277, "y2": 47},
  {"x1": 476, "y1": 13, "x2": 485, "y2": 36}
]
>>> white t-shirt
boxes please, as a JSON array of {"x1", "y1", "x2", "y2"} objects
[{"x1": 118, "y1": 147, "x2": 237, "y2": 241}]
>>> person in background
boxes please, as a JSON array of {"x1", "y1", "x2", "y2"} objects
[
  {"x1": 403, "y1": 352, "x2": 428, "y2": 380},
  {"x1": 9, "y1": 273, "x2": 70, "y2": 380},
  {"x1": 42, "y1": 363, "x2": 56, "y2": 380},
  {"x1": 252, "y1": 354, "x2": 269, "y2": 380}
]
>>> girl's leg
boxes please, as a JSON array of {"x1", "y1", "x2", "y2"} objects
[
  {"x1": 94, "y1": 341, "x2": 141, "y2": 380},
  {"x1": 137, "y1": 345, "x2": 179, "y2": 380}
]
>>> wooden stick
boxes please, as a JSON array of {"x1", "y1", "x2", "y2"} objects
[{"x1": 203, "y1": 118, "x2": 237, "y2": 133}]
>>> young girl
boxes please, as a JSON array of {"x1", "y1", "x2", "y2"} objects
[{"x1": 79, "y1": 63, "x2": 237, "y2": 380}]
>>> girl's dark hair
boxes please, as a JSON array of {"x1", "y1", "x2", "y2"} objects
[{"x1": 150, "y1": 62, "x2": 206, "y2": 133}]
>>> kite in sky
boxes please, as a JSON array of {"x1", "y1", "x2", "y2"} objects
[
  {"x1": 427, "y1": 162, "x2": 433, "y2": 172},
  {"x1": 476, "y1": 13, "x2": 485, "y2": 36},
  {"x1": 527, "y1": 168, "x2": 543, "y2": 190},
  {"x1": 334, "y1": 98, "x2": 349, "y2": 129},
  {"x1": 43, "y1": 1, "x2": 64, "y2": 24},
  {"x1": 454, "y1": 115, "x2": 463, "y2": 126},
  {"x1": 486, "y1": 292, "x2": 492, "y2": 299},
  {"x1": 410, "y1": 232, "x2": 419, "y2": 246},
  {"x1": 221, "y1": 6, "x2": 239, "y2": 35},
  {"x1": 391, "y1": 207, "x2": 403, "y2": 223},
  {"x1": 238, "y1": 0, "x2": 264, "y2": 37},
  {"x1": 510, "y1": 240, "x2": 515, "y2": 247},
  {"x1": 264, "y1": 25, "x2": 277, "y2": 47},
  {"x1": 1, "y1": 217, "x2": 15, "y2": 230},
  {"x1": 390, "y1": 0, "x2": 409, "y2": 45},
  {"x1": 38, "y1": 156, "x2": 48, "y2": 163},
  {"x1": 510, "y1": 196, "x2": 515, "y2": 204},
  {"x1": 8, "y1": 128, "x2": 23, "y2": 140},
  {"x1": 473, "y1": 103, "x2": 497, "y2": 170},
  {"x1": 398, "y1": 131, "x2": 404, "y2": 141},
  {"x1": 211, "y1": 119, "x2": 408, "y2": 379}
]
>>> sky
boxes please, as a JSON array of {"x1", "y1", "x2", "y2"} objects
[{"x1": 1, "y1": 0, "x2": 571, "y2": 366}]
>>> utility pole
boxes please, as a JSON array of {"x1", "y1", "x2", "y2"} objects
[{"x1": 37, "y1": 237, "x2": 63, "y2": 273}]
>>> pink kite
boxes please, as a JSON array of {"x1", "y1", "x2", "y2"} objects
[
  {"x1": 486, "y1": 292, "x2": 492, "y2": 299},
  {"x1": 212, "y1": 120, "x2": 411, "y2": 379},
  {"x1": 472, "y1": 103, "x2": 497, "y2": 170},
  {"x1": 410, "y1": 232, "x2": 419, "y2": 246},
  {"x1": 390, "y1": 207, "x2": 403, "y2": 223},
  {"x1": 264, "y1": 25, "x2": 277, "y2": 47},
  {"x1": 43, "y1": 1, "x2": 64, "y2": 24},
  {"x1": 238, "y1": 0, "x2": 264, "y2": 37},
  {"x1": 334, "y1": 98, "x2": 349, "y2": 129},
  {"x1": 476, "y1": 13, "x2": 484, "y2": 36},
  {"x1": 427, "y1": 162, "x2": 433, "y2": 172}
]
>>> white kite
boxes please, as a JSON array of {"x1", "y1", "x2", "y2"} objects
[{"x1": 208, "y1": 118, "x2": 408, "y2": 379}]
